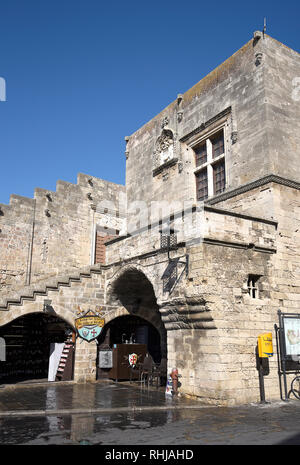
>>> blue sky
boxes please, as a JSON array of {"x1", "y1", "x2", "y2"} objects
[{"x1": 0, "y1": 0, "x2": 299, "y2": 204}]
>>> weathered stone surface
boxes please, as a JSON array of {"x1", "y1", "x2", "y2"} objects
[{"x1": 0, "y1": 33, "x2": 299, "y2": 406}]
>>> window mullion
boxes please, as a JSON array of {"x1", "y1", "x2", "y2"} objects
[{"x1": 207, "y1": 139, "x2": 214, "y2": 197}]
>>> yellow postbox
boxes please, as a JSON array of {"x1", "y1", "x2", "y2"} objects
[{"x1": 258, "y1": 332, "x2": 273, "y2": 358}]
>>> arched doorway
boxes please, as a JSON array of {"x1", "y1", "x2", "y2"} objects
[
  {"x1": 97, "y1": 315, "x2": 163, "y2": 380},
  {"x1": 0, "y1": 313, "x2": 75, "y2": 384},
  {"x1": 103, "y1": 315, "x2": 162, "y2": 362},
  {"x1": 99, "y1": 267, "x2": 167, "y2": 382}
]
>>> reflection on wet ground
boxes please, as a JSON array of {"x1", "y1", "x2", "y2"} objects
[
  {"x1": 0, "y1": 381, "x2": 202, "y2": 444},
  {"x1": 0, "y1": 380, "x2": 199, "y2": 412},
  {"x1": 1, "y1": 381, "x2": 300, "y2": 445}
]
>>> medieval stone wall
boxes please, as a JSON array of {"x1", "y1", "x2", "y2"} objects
[
  {"x1": 106, "y1": 205, "x2": 276, "y2": 271},
  {"x1": 103, "y1": 205, "x2": 278, "y2": 405},
  {"x1": 169, "y1": 242, "x2": 275, "y2": 405},
  {"x1": 203, "y1": 182, "x2": 300, "y2": 403},
  {"x1": 263, "y1": 37, "x2": 300, "y2": 183},
  {"x1": 0, "y1": 173, "x2": 125, "y2": 298},
  {"x1": 124, "y1": 34, "x2": 299, "y2": 213},
  {"x1": 0, "y1": 33, "x2": 298, "y2": 406}
]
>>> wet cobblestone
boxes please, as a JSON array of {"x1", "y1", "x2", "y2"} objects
[{"x1": 1, "y1": 381, "x2": 300, "y2": 445}]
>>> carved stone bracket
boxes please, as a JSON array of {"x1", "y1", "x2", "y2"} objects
[
  {"x1": 177, "y1": 110, "x2": 184, "y2": 123},
  {"x1": 231, "y1": 131, "x2": 238, "y2": 144},
  {"x1": 255, "y1": 52, "x2": 263, "y2": 66},
  {"x1": 159, "y1": 297, "x2": 216, "y2": 331}
]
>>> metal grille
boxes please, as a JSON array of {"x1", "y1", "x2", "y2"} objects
[{"x1": 160, "y1": 232, "x2": 177, "y2": 250}]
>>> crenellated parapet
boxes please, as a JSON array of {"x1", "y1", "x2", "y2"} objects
[{"x1": 0, "y1": 173, "x2": 125, "y2": 297}]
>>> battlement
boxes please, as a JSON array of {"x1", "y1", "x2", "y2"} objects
[{"x1": 0, "y1": 173, "x2": 125, "y2": 297}]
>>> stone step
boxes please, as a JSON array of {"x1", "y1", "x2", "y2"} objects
[{"x1": 0, "y1": 263, "x2": 103, "y2": 311}]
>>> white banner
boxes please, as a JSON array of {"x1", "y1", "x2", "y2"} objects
[{"x1": 283, "y1": 317, "x2": 300, "y2": 356}]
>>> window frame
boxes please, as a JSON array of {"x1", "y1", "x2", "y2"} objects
[
  {"x1": 192, "y1": 123, "x2": 227, "y2": 201},
  {"x1": 247, "y1": 275, "x2": 261, "y2": 299},
  {"x1": 213, "y1": 158, "x2": 226, "y2": 196}
]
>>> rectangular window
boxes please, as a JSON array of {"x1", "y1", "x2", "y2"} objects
[
  {"x1": 213, "y1": 160, "x2": 226, "y2": 195},
  {"x1": 191, "y1": 121, "x2": 227, "y2": 201},
  {"x1": 195, "y1": 168, "x2": 208, "y2": 201},
  {"x1": 247, "y1": 275, "x2": 260, "y2": 298},
  {"x1": 211, "y1": 130, "x2": 224, "y2": 158},
  {"x1": 194, "y1": 142, "x2": 207, "y2": 167}
]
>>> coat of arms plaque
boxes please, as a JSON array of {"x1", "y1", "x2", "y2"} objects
[{"x1": 75, "y1": 309, "x2": 105, "y2": 342}]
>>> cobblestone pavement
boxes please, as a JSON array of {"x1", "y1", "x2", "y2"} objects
[{"x1": 1, "y1": 380, "x2": 300, "y2": 445}]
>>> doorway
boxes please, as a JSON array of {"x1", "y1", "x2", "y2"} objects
[
  {"x1": 96, "y1": 315, "x2": 163, "y2": 381},
  {"x1": 0, "y1": 313, "x2": 75, "y2": 384}
]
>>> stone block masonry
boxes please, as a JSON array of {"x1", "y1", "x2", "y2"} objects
[
  {"x1": 0, "y1": 32, "x2": 299, "y2": 406},
  {"x1": 0, "y1": 173, "x2": 125, "y2": 299}
]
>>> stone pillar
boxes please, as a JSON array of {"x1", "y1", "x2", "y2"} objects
[{"x1": 73, "y1": 338, "x2": 97, "y2": 382}]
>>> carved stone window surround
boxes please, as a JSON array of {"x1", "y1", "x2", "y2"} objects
[{"x1": 187, "y1": 114, "x2": 231, "y2": 201}]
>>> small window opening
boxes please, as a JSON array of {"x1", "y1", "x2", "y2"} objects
[{"x1": 247, "y1": 275, "x2": 261, "y2": 298}]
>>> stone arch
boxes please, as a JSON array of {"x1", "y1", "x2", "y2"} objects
[
  {"x1": 0, "y1": 305, "x2": 76, "y2": 331},
  {"x1": 105, "y1": 266, "x2": 167, "y2": 359},
  {"x1": 0, "y1": 311, "x2": 75, "y2": 384},
  {"x1": 99, "y1": 314, "x2": 163, "y2": 363},
  {"x1": 106, "y1": 263, "x2": 160, "y2": 304}
]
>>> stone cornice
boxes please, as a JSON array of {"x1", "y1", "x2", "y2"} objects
[
  {"x1": 180, "y1": 107, "x2": 232, "y2": 143},
  {"x1": 205, "y1": 174, "x2": 300, "y2": 206}
]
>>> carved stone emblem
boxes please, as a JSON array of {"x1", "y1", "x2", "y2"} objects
[{"x1": 154, "y1": 129, "x2": 174, "y2": 166}]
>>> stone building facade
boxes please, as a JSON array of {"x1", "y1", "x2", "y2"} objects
[{"x1": 0, "y1": 32, "x2": 299, "y2": 405}]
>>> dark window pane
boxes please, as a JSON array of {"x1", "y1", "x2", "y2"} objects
[
  {"x1": 195, "y1": 169, "x2": 208, "y2": 201},
  {"x1": 194, "y1": 142, "x2": 207, "y2": 167},
  {"x1": 211, "y1": 130, "x2": 224, "y2": 158},
  {"x1": 213, "y1": 160, "x2": 226, "y2": 195}
]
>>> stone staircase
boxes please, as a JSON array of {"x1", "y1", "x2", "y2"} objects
[{"x1": 0, "y1": 263, "x2": 104, "y2": 312}]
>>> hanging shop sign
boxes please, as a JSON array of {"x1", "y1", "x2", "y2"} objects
[{"x1": 75, "y1": 310, "x2": 105, "y2": 342}]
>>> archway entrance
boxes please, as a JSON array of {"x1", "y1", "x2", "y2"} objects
[
  {"x1": 99, "y1": 267, "x2": 167, "y2": 382},
  {"x1": 97, "y1": 315, "x2": 163, "y2": 381},
  {"x1": 105, "y1": 315, "x2": 162, "y2": 362},
  {"x1": 0, "y1": 313, "x2": 75, "y2": 384}
]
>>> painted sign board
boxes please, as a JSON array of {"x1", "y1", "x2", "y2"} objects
[
  {"x1": 75, "y1": 310, "x2": 105, "y2": 342},
  {"x1": 99, "y1": 350, "x2": 113, "y2": 368}
]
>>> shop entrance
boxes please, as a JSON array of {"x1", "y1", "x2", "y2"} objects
[
  {"x1": 96, "y1": 315, "x2": 164, "y2": 381},
  {"x1": 102, "y1": 267, "x2": 168, "y2": 383},
  {"x1": 0, "y1": 313, "x2": 75, "y2": 384}
]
